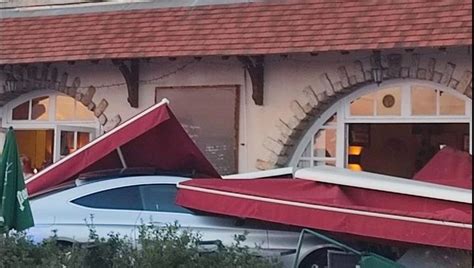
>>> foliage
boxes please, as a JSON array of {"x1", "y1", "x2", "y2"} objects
[{"x1": 0, "y1": 221, "x2": 281, "y2": 268}]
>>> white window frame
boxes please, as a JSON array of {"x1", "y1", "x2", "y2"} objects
[
  {"x1": 289, "y1": 79, "x2": 473, "y2": 169},
  {"x1": 55, "y1": 125, "x2": 96, "y2": 162},
  {"x1": 2, "y1": 90, "x2": 99, "y2": 128},
  {"x1": 2, "y1": 90, "x2": 100, "y2": 162}
]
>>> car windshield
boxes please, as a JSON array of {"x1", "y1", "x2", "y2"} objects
[{"x1": 71, "y1": 184, "x2": 192, "y2": 214}]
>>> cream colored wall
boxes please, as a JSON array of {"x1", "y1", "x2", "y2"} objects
[{"x1": 1, "y1": 47, "x2": 472, "y2": 173}]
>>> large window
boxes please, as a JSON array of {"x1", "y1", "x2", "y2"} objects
[
  {"x1": 291, "y1": 81, "x2": 472, "y2": 178},
  {"x1": 2, "y1": 92, "x2": 98, "y2": 172}
]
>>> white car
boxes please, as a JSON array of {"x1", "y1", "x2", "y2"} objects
[{"x1": 27, "y1": 169, "x2": 338, "y2": 268}]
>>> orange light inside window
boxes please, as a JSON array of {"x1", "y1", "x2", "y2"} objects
[
  {"x1": 348, "y1": 164, "x2": 363, "y2": 171},
  {"x1": 348, "y1": 146, "x2": 363, "y2": 155}
]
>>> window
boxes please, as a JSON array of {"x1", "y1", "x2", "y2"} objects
[
  {"x1": 139, "y1": 184, "x2": 191, "y2": 214},
  {"x1": 350, "y1": 87, "x2": 402, "y2": 116},
  {"x1": 292, "y1": 82, "x2": 472, "y2": 177},
  {"x1": 32, "y1": 96, "x2": 50, "y2": 120},
  {"x1": 59, "y1": 129, "x2": 91, "y2": 158},
  {"x1": 10, "y1": 94, "x2": 95, "y2": 123},
  {"x1": 297, "y1": 115, "x2": 337, "y2": 168},
  {"x1": 56, "y1": 95, "x2": 95, "y2": 121},
  {"x1": 4, "y1": 92, "x2": 98, "y2": 167},
  {"x1": 71, "y1": 184, "x2": 191, "y2": 214},
  {"x1": 72, "y1": 186, "x2": 143, "y2": 210},
  {"x1": 411, "y1": 86, "x2": 437, "y2": 115},
  {"x1": 439, "y1": 92, "x2": 465, "y2": 115},
  {"x1": 12, "y1": 96, "x2": 50, "y2": 120},
  {"x1": 350, "y1": 92, "x2": 375, "y2": 116},
  {"x1": 375, "y1": 87, "x2": 401, "y2": 116}
]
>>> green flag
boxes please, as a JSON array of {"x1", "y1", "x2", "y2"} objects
[{"x1": 0, "y1": 127, "x2": 34, "y2": 233}]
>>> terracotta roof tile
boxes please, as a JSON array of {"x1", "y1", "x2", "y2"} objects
[{"x1": 0, "y1": 0, "x2": 471, "y2": 64}]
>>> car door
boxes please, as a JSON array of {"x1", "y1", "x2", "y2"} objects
[{"x1": 136, "y1": 183, "x2": 270, "y2": 250}]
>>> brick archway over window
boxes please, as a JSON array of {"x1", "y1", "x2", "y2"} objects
[
  {"x1": 256, "y1": 53, "x2": 472, "y2": 170},
  {"x1": 1, "y1": 64, "x2": 122, "y2": 132}
]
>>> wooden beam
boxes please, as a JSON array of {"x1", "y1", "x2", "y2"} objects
[
  {"x1": 238, "y1": 55, "x2": 264, "y2": 106},
  {"x1": 113, "y1": 59, "x2": 140, "y2": 108}
]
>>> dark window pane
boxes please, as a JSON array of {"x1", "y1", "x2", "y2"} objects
[
  {"x1": 72, "y1": 186, "x2": 143, "y2": 210},
  {"x1": 31, "y1": 96, "x2": 49, "y2": 120},
  {"x1": 139, "y1": 184, "x2": 191, "y2": 214},
  {"x1": 77, "y1": 132, "x2": 90, "y2": 149},
  {"x1": 12, "y1": 101, "x2": 30, "y2": 120},
  {"x1": 60, "y1": 131, "x2": 74, "y2": 157}
]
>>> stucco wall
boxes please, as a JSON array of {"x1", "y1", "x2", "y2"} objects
[{"x1": 0, "y1": 47, "x2": 472, "y2": 173}]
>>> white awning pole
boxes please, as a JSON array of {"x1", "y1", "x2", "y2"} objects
[{"x1": 116, "y1": 147, "x2": 128, "y2": 168}]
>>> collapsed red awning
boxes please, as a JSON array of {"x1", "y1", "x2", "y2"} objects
[
  {"x1": 413, "y1": 147, "x2": 472, "y2": 189},
  {"x1": 26, "y1": 100, "x2": 220, "y2": 195},
  {"x1": 176, "y1": 178, "x2": 472, "y2": 250}
]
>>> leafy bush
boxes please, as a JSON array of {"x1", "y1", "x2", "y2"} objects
[{"x1": 0, "y1": 222, "x2": 281, "y2": 268}]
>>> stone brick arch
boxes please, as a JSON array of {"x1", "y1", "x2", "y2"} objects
[
  {"x1": 0, "y1": 64, "x2": 121, "y2": 131},
  {"x1": 256, "y1": 53, "x2": 472, "y2": 170}
]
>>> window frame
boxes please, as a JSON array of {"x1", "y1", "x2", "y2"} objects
[
  {"x1": 1, "y1": 90, "x2": 100, "y2": 163},
  {"x1": 3, "y1": 90, "x2": 98, "y2": 127},
  {"x1": 155, "y1": 85, "x2": 240, "y2": 175}
]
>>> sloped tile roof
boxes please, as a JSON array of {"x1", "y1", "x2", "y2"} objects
[{"x1": 0, "y1": 0, "x2": 472, "y2": 64}]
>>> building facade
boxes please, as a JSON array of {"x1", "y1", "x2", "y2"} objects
[{"x1": 0, "y1": 0, "x2": 472, "y2": 177}]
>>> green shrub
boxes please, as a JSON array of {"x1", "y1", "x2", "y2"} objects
[{"x1": 0, "y1": 222, "x2": 281, "y2": 268}]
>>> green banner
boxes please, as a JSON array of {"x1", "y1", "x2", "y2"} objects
[{"x1": 0, "y1": 127, "x2": 34, "y2": 233}]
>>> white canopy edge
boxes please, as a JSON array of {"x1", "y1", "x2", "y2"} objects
[
  {"x1": 294, "y1": 166, "x2": 472, "y2": 204},
  {"x1": 222, "y1": 167, "x2": 294, "y2": 179}
]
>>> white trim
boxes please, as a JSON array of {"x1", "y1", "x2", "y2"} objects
[
  {"x1": 401, "y1": 84, "x2": 411, "y2": 117},
  {"x1": 222, "y1": 167, "x2": 294, "y2": 179},
  {"x1": 177, "y1": 183, "x2": 472, "y2": 229},
  {"x1": 335, "y1": 105, "x2": 345, "y2": 168},
  {"x1": 26, "y1": 98, "x2": 170, "y2": 184},
  {"x1": 295, "y1": 166, "x2": 472, "y2": 204}
]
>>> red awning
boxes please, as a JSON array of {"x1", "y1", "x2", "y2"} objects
[
  {"x1": 413, "y1": 147, "x2": 472, "y2": 189},
  {"x1": 176, "y1": 178, "x2": 472, "y2": 250},
  {"x1": 26, "y1": 99, "x2": 220, "y2": 195}
]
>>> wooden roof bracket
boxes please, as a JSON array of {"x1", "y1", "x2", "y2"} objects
[
  {"x1": 238, "y1": 56, "x2": 264, "y2": 106},
  {"x1": 113, "y1": 59, "x2": 140, "y2": 108}
]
